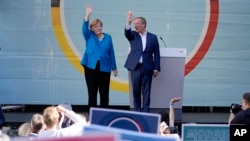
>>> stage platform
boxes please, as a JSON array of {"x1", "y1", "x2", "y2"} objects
[
  {"x1": 3, "y1": 112, "x2": 229, "y2": 124},
  {"x1": 2, "y1": 105, "x2": 230, "y2": 124}
]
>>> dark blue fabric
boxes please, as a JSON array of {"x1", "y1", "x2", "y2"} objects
[
  {"x1": 231, "y1": 108, "x2": 250, "y2": 125},
  {"x1": 124, "y1": 27, "x2": 160, "y2": 113},
  {"x1": 130, "y1": 64, "x2": 152, "y2": 112},
  {"x1": 124, "y1": 29, "x2": 160, "y2": 73},
  {"x1": 0, "y1": 106, "x2": 5, "y2": 126}
]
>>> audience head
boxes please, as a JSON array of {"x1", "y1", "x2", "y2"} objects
[
  {"x1": 159, "y1": 121, "x2": 170, "y2": 135},
  {"x1": 0, "y1": 130, "x2": 10, "y2": 141},
  {"x1": 30, "y1": 113, "x2": 44, "y2": 133},
  {"x1": 58, "y1": 103, "x2": 72, "y2": 111},
  {"x1": 43, "y1": 106, "x2": 60, "y2": 129},
  {"x1": 158, "y1": 110, "x2": 169, "y2": 125},
  {"x1": 17, "y1": 122, "x2": 30, "y2": 137},
  {"x1": 58, "y1": 103, "x2": 73, "y2": 128}
]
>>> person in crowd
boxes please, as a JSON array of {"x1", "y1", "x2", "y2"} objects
[
  {"x1": 0, "y1": 130, "x2": 10, "y2": 141},
  {"x1": 37, "y1": 105, "x2": 87, "y2": 138},
  {"x1": 81, "y1": 4, "x2": 118, "y2": 112},
  {"x1": 77, "y1": 113, "x2": 88, "y2": 124},
  {"x1": 29, "y1": 113, "x2": 44, "y2": 138},
  {"x1": 158, "y1": 110, "x2": 169, "y2": 127},
  {"x1": 124, "y1": 11, "x2": 160, "y2": 112},
  {"x1": 17, "y1": 122, "x2": 31, "y2": 137},
  {"x1": 228, "y1": 92, "x2": 250, "y2": 124},
  {"x1": 58, "y1": 103, "x2": 74, "y2": 128},
  {"x1": 12, "y1": 114, "x2": 44, "y2": 140},
  {"x1": 158, "y1": 97, "x2": 181, "y2": 141}
]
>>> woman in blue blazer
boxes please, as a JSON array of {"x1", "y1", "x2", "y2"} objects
[{"x1": 81, "y1": 5, "x2": 118, "y2": 111}]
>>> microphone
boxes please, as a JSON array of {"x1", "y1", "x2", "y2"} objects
[{"x1": 159, "y1": 36, "x2": 167, "y2": 48}]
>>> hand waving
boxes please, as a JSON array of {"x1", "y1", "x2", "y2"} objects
[
  {"x1": 86, "y1": 4, "x2": 93, "y2": 15},
  {"x1": 85, "y1": 4, "x2": 93, "y2": 20},
  {"x1": 113, "y1": 70, "x2": 118, "y2": 77},
  {"x1": 170, "y1": 97, "x2": 182, "y2": 104},
  {"x1": 127, "y1": 11, "x2": 134, "y2": 25}
]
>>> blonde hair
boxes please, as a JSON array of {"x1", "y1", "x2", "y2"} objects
[
  {"x1": 90, "y1": 19, "x2": 103, "y2": 29},
  {"x1": 30, "y1": 113, "x2": 44, "y2": 133},
  {"x1": 43, "y1": 106, "x2": 60, "y2": 129},
  {"x1": 17, "y1": 122, "x2": 30, "y2": 136}
]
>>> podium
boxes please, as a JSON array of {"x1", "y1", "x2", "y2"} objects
[{"x1": 129, "y1": 48, "x2": 186, "y2": 121}]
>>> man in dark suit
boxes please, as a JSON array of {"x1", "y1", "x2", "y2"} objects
[{"x1": 124, "y1": 11, "x2": 161, "y2": 112}]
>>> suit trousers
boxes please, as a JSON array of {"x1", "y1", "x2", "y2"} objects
[
  {"x1": 130, "y1": 63, "x2": 153, "y2": 112},
  {"x1": 84, "y1": 61, "x2": 111, "y2": 111}
]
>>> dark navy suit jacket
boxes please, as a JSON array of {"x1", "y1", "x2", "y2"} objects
[{"x1": 124, "y1": 28, "x2": 161, "y2": 75}]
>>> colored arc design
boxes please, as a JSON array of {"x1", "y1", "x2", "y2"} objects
[
  {"x1": 50, "y1": 0, "x2": 219, "y2": 92},
  {"x1": 185, "y1": 0, "x2": 219, "y2": 76},
  {"x1": 107, "y1": 117, "x2": 143, "y2": 132}
]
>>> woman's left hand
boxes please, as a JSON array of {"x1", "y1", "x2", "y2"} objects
[{"x1": 113, "y1": 70, "x2": 118, "y2": 77}]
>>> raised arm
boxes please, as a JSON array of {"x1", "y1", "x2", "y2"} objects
[
  {"x1": 84, "y1": 4, "x2": 93, "y2": 21},
  {"x1": 127, "y1": 11, "x2": 134, "y2": 26},
  {"x1": 169, "y1": 97, "x2": 181, "y2": 127},
  {"x1": 125, "y1": 11, "x2": 135, "y2": 41},
  {"x1": 82, "y1": 4, "x2": 93, "y2": 40},
  {"x1": 57, "y1": 106, "x2": 86, "y2": 125}
]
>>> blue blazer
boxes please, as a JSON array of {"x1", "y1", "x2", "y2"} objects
[
  {"x1": 124, "y1": 28, "x2": 161, "y2": 74},
  {"x1": 81, "y1": 21, "x2": 117, "y2": 73}
]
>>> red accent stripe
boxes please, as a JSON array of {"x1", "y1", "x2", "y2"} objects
[{"x1": 185, "y1": 0, "x2": 219, "y2": 76}]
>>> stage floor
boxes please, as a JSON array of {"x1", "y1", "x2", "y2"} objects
[
  {"x1": 3, "y1": 112, "x2": 229, "y2": 124},
  {"x1": 1, "y1": 105, "x2": 230, "y2": 129}
]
